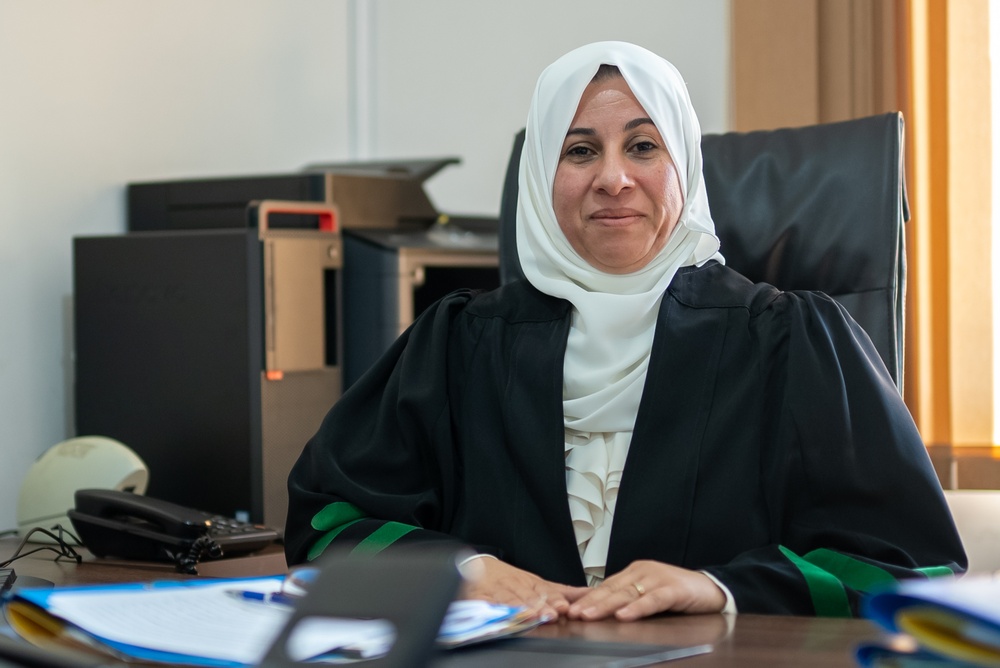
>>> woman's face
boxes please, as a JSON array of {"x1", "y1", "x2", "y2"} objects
[{"x1": 552, "y1": 75, "x2": 684, "y2": 274}]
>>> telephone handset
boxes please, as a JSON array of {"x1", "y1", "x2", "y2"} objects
[{"x1": 68, "y1": 489, "x2": 280, "y2": 572}]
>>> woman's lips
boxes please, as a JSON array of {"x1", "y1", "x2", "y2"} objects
[{"x1": 589, "y1": 209, "x2": 644, "y2": 226}]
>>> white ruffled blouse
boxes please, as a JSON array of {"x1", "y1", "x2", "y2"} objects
[{"x1": 565, "y1": 429, "x2": 630, "y2": 586}]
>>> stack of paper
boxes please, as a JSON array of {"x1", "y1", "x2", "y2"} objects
[
  {"x1": 859, "y1": 576, "x2": 1000, "y2": 667},
  {"x1": 5, "y1": 577, "x2": 541, "y2": 665}
]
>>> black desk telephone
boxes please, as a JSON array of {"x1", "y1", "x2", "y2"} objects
[{"x1": 68, "y1": 489, "x2": 280, "y2": 573}]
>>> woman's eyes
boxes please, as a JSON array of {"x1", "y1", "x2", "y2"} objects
[
  {"x1": 561, "y1": 139, "x2": 660, "y2": 160},
  {"x1": 564, "y1": 145, "x2": 594, "y2": 158}
]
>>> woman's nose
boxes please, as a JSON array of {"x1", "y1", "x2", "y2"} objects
[{"x1": 593, "y1": 154, "x2": 634, "y2": 195}]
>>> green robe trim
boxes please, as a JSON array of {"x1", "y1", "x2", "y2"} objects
[
  {"x1": 350, "y1": 522, "x2": 418, "y2": 555},
  {"x1": 800, "y1": 548, "x2": 896, "y2": 592},
  {"x1": 779, "y1": 546, "x2": 852, "y2": 617},
  {"x1": 307, "y1": 518, "x2": 364, "y2": 561},
  {"x1": 307, "y1": 501, "x2": 369, "y2": 561},
  {"x1": 779, "y1": 547, "x2": 956, "y2": 616},
  {"x1": 311, "y1": 500, "x2": 367, "y2": 531},
  {"x1": 307, "y1": 501, "x2": 417, "y2": 560}
]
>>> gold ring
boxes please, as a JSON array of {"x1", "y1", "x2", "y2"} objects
[{"x1": 632, "y1": 582, "x2": 646, "y2": 596}]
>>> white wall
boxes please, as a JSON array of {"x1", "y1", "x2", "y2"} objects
[
  {"x1": 0, "y1": 0, "x2": 729, "y2": 530},
  {"x1": 371, "y1": 0, "x2": 731, "y2": 215}
]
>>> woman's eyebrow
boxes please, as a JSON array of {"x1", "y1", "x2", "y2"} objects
[
  {"x1": 565, "y1": 117, "x2": 655, "y2": 138},
  {"x1": 625, "y1": 117, "x2": 655, "y2": 130}
]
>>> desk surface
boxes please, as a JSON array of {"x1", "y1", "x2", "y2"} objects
[{"x1": 1, "y1": 536, "x2": 880, "y2": 667}]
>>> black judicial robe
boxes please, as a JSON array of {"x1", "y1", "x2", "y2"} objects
[{"x1": 285, "y1": 261, "x2": 966, "y2": 616}]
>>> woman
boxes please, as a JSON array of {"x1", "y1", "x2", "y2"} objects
[{"x1": 285, "y1": 41, "x2": 965, "y2": 621}]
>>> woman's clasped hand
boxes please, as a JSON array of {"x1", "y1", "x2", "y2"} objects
[{"x1": 464, "y1": 557, "x2": 726, "y2": 623}]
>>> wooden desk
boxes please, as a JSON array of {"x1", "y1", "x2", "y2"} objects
[
  {"x1": 532, "y1": 614, "x2": 878, "y2": 667},
  {"x1": 0, "y1": 536, "x2": 288, "y2": 586},
  {"x1": 1, "y1": 537, "x2": 882, "y2": 667}
]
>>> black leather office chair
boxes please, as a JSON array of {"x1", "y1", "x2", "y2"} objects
[{"x1": 498, "y1": 112, "x2": 909, "y2": 390}]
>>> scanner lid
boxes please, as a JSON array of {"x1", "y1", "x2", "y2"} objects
[{"x1": 301, "y1": 157, "x2": 460, "y2": 184}]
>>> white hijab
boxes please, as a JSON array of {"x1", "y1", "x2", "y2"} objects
[{"x1": 515, "y1": 42, "x2": 722, "y2": 584}]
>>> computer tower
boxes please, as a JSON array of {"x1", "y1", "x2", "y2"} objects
[{"x1": 73, "y1": 213, "x2": 341, "y2": 530}]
